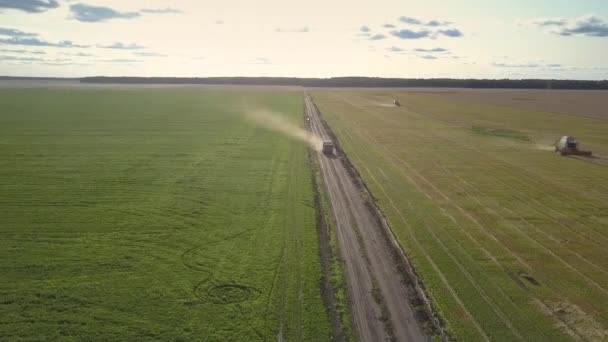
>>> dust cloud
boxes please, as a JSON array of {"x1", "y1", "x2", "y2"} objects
[
  {"x1": 246, "y1": 109, "x2": 324, "y2": 152},
  {"x1": 534, "y1": 144, "x2": 555, "y2": 151},
  {"x1": 533, "y1": 138, "x2": 558, "y2": 151},
  {"x1": 371, "y1": 101, "x2": 396, "y2": 107}
]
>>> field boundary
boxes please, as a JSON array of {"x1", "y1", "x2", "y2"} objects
[{"x1": 310, "y1": 98, "x2": 448, "y2": 340}]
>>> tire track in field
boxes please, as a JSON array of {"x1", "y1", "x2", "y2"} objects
[
  {"x1": 476, "y1": 165, "x2": 608, "y2": 245},
  {"x1": 274, "y1": 142, "x2": 305, "y2": 341},
  {"x1": 437, "y1": 163, "x2": 608, "y2": 279}
]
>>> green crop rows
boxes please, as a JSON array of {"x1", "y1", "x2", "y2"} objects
[
  {"x1": 313, "y1": 90, "x2": 608, "y2": 341},
  {"x1": 0, "y1": 88, "x2": 330, "y2": 341}
]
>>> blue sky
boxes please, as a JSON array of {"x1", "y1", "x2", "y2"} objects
[{"x1": 0, "y1": 0, "x2": 606, "y2": 79}]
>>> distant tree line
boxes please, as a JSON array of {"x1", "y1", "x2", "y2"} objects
[
  {"x1": 2, "y1": 76, "x2": 607, "y2": 89},
  {"x1": 78, "y1": 76, "x2": 608, "y2": 90}
]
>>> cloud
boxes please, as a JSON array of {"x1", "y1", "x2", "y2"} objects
[
  {"x1": 438, "y1": 28, "x2": 463, "y2": 37},
  {"x1": 0, "y1": 37, "x2": 88, "y2": 48},
  {"x1": 0, "y1": 54, "x2": 44, "y2": 62},
  {"x1": 140, "y1": 7, "x2": 181, "y2": 14},
  {"x1": 399, "y1": 16, "x2": 422, "y2": 25},
  {"x1": 61, "y1": 51, "x2": 94, "y2": 57},
  {"x1": 390, "y1": 29, "x2": 430, "y2": 39},
  {"x1": 249, "y1": 57, "x2": 272, "y2": 64},
  {"x1": 492, "y1": 62, "x2": 562, "y2": 68},
  {"x1": 0, "y1": 48, "x2": 45, "y2": 54},
  {"x1": 276, "y1": 26, "x2": 310, "y2": 33},
  {"x1": 369, "y1": 33, "x2": 387, "y2": 40},
  {"x1": 387, "y1": 46, "x2": 404, "y2": 52},
  {"x1": 419, "y1": 55, "x2": 437, "y2": 59},
  {"x1": 427, "y1": 20, "x2": 451, "y2": 27},
  {"x1": 0, "y1": 27, "x2": 37, "y2": 37},
  {"x1": 527, "y1": 18, "x2": 568, "y2": 27},
  {"x1": 0, "y1": 0, "x2": 59, "y2": 13},
  {"x1": 360, "y1": 25, "x2": 371, "y2": 32},
  {"x1": 133, "y1": 51, "x2": 167, "y2": 57},
  {"x1": 97, "y1": 42, "x2": 145, "y2": 50},
  {"x1": 413, "y1": 47, "x2": 448, "y2": 53},
  {"x1": 528, "y1": 15, "x2": 608, "y2": 37},
  {"x1": 41, "y1": 61, "x2": 91, "y2": 66},
  {"x1": 390, "y1": 17, "x2": 462, "y2": 39},
  {"x1": 215, "y1": 20, "x2": 224, "y2": 24},
  {"x1": 96, "y1": 58, "x2": 142, "y2": 63},
  {"x1": 70, "y1": 3, "x2": 140, "y2": 22},
  {"x1": 383, "y1": 24, "x2": 396, "y2": 28},
  {"x1": 398, "y1": 16, "x2": 451, "y2": 27},
  {"x1": 0, "y1": 55, "x2": 76, "y2": 64}
]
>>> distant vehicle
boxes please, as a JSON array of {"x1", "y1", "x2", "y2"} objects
[
  {"x1": 393, "y1": 99, "x2": 401, "y2": 106},
  {"x1": 322, "y1": 142, "x2": 334, "y2": 155},
  {"x1": 555, "y1": 136, "x2": 592, "y2": 156}
]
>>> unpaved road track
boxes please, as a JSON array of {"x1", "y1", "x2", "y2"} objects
[{"x1": 305, "y1": 95, "x2": 427, "y2": 341}]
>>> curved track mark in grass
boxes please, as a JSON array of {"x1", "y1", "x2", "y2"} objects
[
  {"x1": 182, "y1": 227, "x2": 261, "y2": 302},
  {"x1": 195, "y1": 283, "x2": 261, "y2": 304}
]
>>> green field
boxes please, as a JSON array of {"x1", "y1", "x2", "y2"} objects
[
  {"x1": 0, "y1": 88, "x2": 331, "y2": 341},
  {"x1": 312, "y1": 90, "x2": 608, "y2": 341}
]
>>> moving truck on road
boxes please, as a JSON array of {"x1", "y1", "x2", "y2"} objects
[{"x1": 322, "y1": 142, "x2": 334, "y2": 155}]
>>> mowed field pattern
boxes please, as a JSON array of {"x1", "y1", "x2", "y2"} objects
[
  {"x1": 312, "y1": 90, "x2": 608, "y2": 341},
  {"x1": 0, "y1": 88, "x2": 330, "y2": 341}
]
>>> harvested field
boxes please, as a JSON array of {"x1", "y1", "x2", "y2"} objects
[
  {"x1": 0, "y1": 88, "x2": 331, "y2": 341},
  {"x1": 312, "y1": 90, "x2": 608, "y2": 341}
]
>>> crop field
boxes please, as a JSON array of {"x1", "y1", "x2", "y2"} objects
[
  {"x1": 0, "y1": 88, "x2": 331, "y2": 341},
  {"x1": 312, "y1": 90, "x2": 608, "y2": 341}
]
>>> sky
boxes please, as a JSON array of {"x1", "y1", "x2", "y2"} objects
[{"x1": 0, "y1": 0, "x2": 607, "y2": 79}]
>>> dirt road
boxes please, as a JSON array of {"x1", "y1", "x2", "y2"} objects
[{"x1": 305, "y1": 95, "x2": 428, "y2": 341}]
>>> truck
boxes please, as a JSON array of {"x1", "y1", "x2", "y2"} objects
[{"x1": 322, "y1": 142, "x2": 334, "y2": 155}]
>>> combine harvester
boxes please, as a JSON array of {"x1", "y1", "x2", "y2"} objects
[{"x1": 555, "y1": 136, "x2": 592, "y2": 156}]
